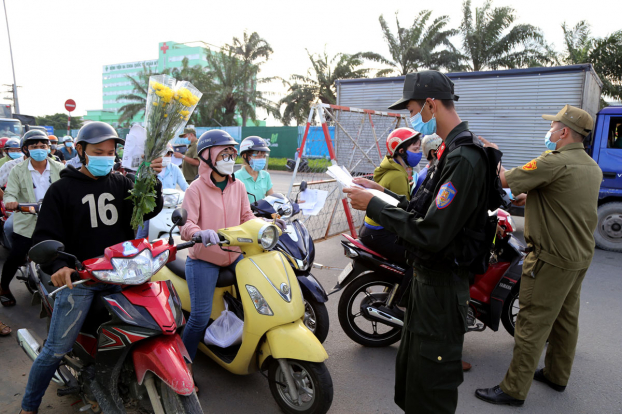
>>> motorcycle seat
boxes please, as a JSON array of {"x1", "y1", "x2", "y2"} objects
[
  {"x1": 341, "y1": 233, "x2": 388, "y2": 260},
  {"x1": 164, "y1": 248, "x2": 237, "y2": 287}
]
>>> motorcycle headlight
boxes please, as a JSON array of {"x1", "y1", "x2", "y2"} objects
[
  {"x1": 245, "y1": 285, "x2": 273, "y2": 316},
  {"x1": 258, "y1": 224, "x2": 279, "y2": 250},
  {"x1": 92, "y1": 250, "x2": 170, "y2": 285},
  {"x1": 163, "y1": 194, "x2": 179, "y2": 208}
]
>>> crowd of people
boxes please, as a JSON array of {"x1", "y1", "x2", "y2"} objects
[{"x1": 0, "y1": 69, "x2": 604, "y2": 414}]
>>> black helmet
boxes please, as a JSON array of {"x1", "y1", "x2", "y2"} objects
[
  {"x1": 21, "y1": 129, "x2": 49, "y2": 149},
  {"x1": 240, "y1": 136, "x2": 270, "y2": 154},
  {"x1": 76, "y1": 122, "x2": 124, "y2": 146},
  {"x1": 196, "y1": 129, "x2": 238, "y2": 155}
]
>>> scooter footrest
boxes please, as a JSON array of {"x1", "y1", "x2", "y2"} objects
[{"x1": 57, "y1": 385, "x2": 80, "y2": 397}]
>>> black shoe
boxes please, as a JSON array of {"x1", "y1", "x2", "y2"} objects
[
  {"x1": 534, "y1": 369, "x2": 566, "y2": 392},
  {"x1": 475, "y1": 385, "x2": 525, "y2": 406}
]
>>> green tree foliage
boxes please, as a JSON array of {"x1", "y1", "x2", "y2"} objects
[
  {"x1": 35, "y1": 113, "x2": 83, "y2": 131},
  {"x1": 232, "y1": 31, "x2": 280, "y2": 126},
  {"x1": 279, "y1": 50, "x2": 371, "y2": 125},
  {"x1": 562, "y1": 21, "x2": 622, "y2": 102},
  {"x1": 459, "y1": 0, "x2": 552, "y2": 71},
  {"x1": 358, "y1": 11, "x2": 465, "y2": 76}
]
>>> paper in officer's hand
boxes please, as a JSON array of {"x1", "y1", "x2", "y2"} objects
[{"x1": 122, "y1": 125, "x2": 147, "y2": 170}]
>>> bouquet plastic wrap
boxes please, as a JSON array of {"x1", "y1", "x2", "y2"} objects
[{"x1": 128, "y1": 74, "x2": 202, "y2": 229}]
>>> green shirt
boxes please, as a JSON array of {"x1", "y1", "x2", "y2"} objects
[
  {"x1": 214, "y1": 178, "x2": 227, "y2": 192},
  {"x1": 365, "y1": 156, "x2": 410, "y2": 227},
  {"x1": 366, "y1": 121, "x2": 487, "y2": 254},
  {"x1": 235, "y1": 167, "x2": 273, "y2": 204},
  {"x1": 0, "y1": 155, "x2": 11, "y2": 168},
  {"x1": 182, "y1": 141, "x2": 199, "y2": 183},
  {"x1": 505, "y1": 143, "x2": 602, "y2": 269}
]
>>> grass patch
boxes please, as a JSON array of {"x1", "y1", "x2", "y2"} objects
[{"x1": 236, "y1": 157, "x2": 331, "y2": 172}]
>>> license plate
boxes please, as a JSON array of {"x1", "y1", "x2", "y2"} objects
[{"x1": 337, "y1": 262, "x2": 353, "y2": 284}]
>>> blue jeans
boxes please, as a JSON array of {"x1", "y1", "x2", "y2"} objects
[
  {"x1": 22, "y1": 283, "x2": 121, "y2": 412},
  {"x1": 182, "y1": 256, "x2": 242, "y2": 361},
  {"x1": 4, "y1": 213, "x2": 14, "y2": 249},
  {"x1": 136, "y1": 220, "x2": 150, "y2": 239}
]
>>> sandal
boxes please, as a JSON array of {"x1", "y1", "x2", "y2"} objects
[
  {"x1": 0, "y1": 289, "x2": 16, "y2": 307},
  {"x1": 0, "y1": 321, "x2": 10, "y2": 336}
]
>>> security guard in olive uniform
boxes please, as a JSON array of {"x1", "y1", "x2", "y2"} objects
[
  {"x1": 475, "y1": 105, "x2": 603, "y2": 406},
  {"x1": 345, "y1": 70, "x2": 489, "y2": 413}
]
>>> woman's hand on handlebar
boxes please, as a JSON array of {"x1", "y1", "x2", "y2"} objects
[
  {"x1": 51, "y1": 267, "x2": 79, "y2": 289},
  {"x1": 193, "y1": 229, "x2": 219, "y2": 247}
]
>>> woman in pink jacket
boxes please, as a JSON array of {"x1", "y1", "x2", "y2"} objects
[{"x1": 180, "y1": 130, "x2": 255, "y2": 369}]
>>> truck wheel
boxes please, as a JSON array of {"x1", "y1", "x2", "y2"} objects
[{"x1": 595, "y1": 202, "x2": 622, "y2": 253}]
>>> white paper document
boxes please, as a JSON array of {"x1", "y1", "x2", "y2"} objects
[
  {"x1": 121, "y1": 125, "x2": 147, "y2": 170},
  {"x1": 326, "y1": 164, "x2": 399, "y2": 207},
  {"x1": 299, "y1": 189, "x2": 328, "y2": 216}
]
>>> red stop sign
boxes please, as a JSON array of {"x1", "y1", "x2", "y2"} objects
[{"x1": 65, "y1": 99, "x2": 76, "y2": 112}]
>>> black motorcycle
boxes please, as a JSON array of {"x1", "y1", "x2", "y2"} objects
[{"x1": 250, "y1": 190, "x2": 330, "y2": 343}]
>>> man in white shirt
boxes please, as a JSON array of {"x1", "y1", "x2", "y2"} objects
[{"x1": 0, "y1": 131, "x2": 63, "y2": 307}]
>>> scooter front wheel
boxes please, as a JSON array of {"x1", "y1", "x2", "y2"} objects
[
  {"x1": 157, "y1": 377, "x2": 203, "y2": 414},
  {"x1": 268, "y1": 359, "x2": 333, "y2": 414},
  {"x1": 303, "y1": 296, "x2": 330, "y2": 344}
]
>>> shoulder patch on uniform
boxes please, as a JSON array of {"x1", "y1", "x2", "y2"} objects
[
  {"x1": 436, "y1": 142, "x2": 446, "y2": 159},
  {"x1": 435, "y1": 182, "x2": 457, "y2": 209},
  {"x1": 522, "y1": 160, "x2": 537, "y2": 171}
]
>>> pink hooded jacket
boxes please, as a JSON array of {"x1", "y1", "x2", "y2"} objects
[{"x1": 180, "y1": 145, "x2": 255, "y2": 266}]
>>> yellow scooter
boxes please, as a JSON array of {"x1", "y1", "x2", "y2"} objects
[{"x1": 152, "y1": 209, "x2": 333, "y2": 414}]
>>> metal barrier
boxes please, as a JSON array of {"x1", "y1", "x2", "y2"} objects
[{"x1": 288, "y1": 103, "x2": 407, "y2": 241}]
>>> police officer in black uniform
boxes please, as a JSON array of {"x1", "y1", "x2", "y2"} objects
[{"x1": 345, "y1": 70, "x2": 489, "y2": 414}]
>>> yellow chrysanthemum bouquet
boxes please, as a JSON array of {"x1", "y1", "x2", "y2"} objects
[{"x1": 128, "y1": 74, "x2": 202, "y2": 229}]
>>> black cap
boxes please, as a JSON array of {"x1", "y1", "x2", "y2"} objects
[{"x1": 388, "y1": 70, "x2": 459, "y2": 110}]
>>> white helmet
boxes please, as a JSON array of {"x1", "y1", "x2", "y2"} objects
[{"x1": 421, "y1": 134, "x2": 442, "y2": 160}]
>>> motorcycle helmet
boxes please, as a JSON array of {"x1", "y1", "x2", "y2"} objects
[
  {"x1": 421, "y1": 134, "x2": 443, "y2": 161},
  {"x1": 197, "y1": 129, "x2": 237, "y2": 161},
  {"x1": 4, "y1": 137, "x2": 20, "y2": 150},
  {"x1": 21, "y1": 130, "x2": 49, "y2": 157},
  {"x1": 240, "y1": 136, "x2": 270, "y2": 154},
  {"x1": 0, "y1": 137, "x2": 9, "y2": 150},
  {"x1": 75, "y1": 122, "x2": 124, "y2": 164},
  {"x1": 385, "y1": 127, "x2": 422, "y2": 157}
]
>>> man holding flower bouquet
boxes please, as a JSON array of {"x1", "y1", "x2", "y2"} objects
[{"x1": 18, "y1": 122, "x2": 165, "y2": 414}]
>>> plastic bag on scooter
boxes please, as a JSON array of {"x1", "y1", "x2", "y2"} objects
[{"x1": 203, "y1": 301, "x2": 244, "y2": 348}]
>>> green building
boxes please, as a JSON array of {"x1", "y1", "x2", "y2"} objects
[{"x1": 85, "y1": 41, "x2": 263, "y2": 127}]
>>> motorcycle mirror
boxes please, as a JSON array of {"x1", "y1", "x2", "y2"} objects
[
  {"x1": 172, "y1": 208, "x2": 187, "y2": 226},
  {"x1": 29, "y1": 240, "x2": 65, "y2": 264},
  {"x1": 170, "y1": 208, "x2": 187, "y2": 245},
  {"x1": 247, "y1": 192, "x2": 258, "y2": 206}
]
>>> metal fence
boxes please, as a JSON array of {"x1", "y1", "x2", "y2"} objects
[{"x1": 288, "y1": 103, "x2": 407, "y2": 241}]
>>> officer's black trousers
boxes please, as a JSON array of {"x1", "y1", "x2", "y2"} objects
[{"x1": 394, "y1": 265, "x2": 469, "y2": 414}]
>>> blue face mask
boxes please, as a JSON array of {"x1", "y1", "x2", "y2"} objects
[
  {"x1": 85, "y1": 155, "x2": 115, "y2": 177},
  {"x1": 178, "y1": 138, "x2": 191, "y2": 146},
  {"x1": 47, "y1": 148, "x2": 51, "y2": 154},
  {"x1": 410, "y1": 100, "x2": 437, "y2": 136},
  {"x1": 544, "y1": 128, "x2": 563, "y2": 151},
  {"x1": 250, "y1": 158, "x2": 266, "y2": 171},
  {"x1": 65, "y1": 142, "x2": 73, "y2": 148},
  {"x1": 405, "y1": 150, "x2": 422, "y2": 167},
  {"x1": 30, "y1": 149, "x2": 48, "y2": 162},
  {"x1": 8, "y1": 152, "x2": 22, "y2": 159}
]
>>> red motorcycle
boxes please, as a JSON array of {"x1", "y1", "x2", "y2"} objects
[
  {"x1": 16, "y1": 209, "x2": 204, "y2": 413},
  {"x1": 332, "y1": 209, "x2": 525, "y2": 347}
]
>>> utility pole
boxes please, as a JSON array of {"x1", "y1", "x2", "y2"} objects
[{"x1": 3, "y1": 0, "x2": 19, "y2": 114}]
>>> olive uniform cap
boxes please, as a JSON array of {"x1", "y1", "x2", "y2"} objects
[
  {"x1": 389, "y1": 70, "x2": 459, "y2": 110},
  {"x1": 542, "y1": 105, "x2": 593, "y2": 137}
]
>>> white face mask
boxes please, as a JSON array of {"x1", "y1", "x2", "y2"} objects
[
  {"x1": 215, "y1": 159, "x2": 235, "y2": 175},
  {"x1": 162, "y1": 157, "x2": 172, "y2": 167}
]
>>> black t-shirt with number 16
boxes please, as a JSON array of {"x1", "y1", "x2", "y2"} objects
[{"x1": 32, "y1": 165, "x2": 164, "y2": 274}]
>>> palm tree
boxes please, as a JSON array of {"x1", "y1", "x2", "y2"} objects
[
  {"x1": 116, "y1": 64, "x2": 171, "y2": 125},
  {"x1": 562, "y1": 21, "x2": 622, "y2": 102},
  {"x1": 231, "y1": 31, "x2": 277, "y2": 126},
  {"x1": 202, "y1": 46, "x2": 280, "y2": 127},
  {"x1": 358, "y1": 11, "x2": 465, "y2": 76},
  {"x1": 279, "y1": 50, "x2": 371, "y2": 125},
  {"x1": 459, "y1": 0, "x2": 551, "y2": 71}
]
